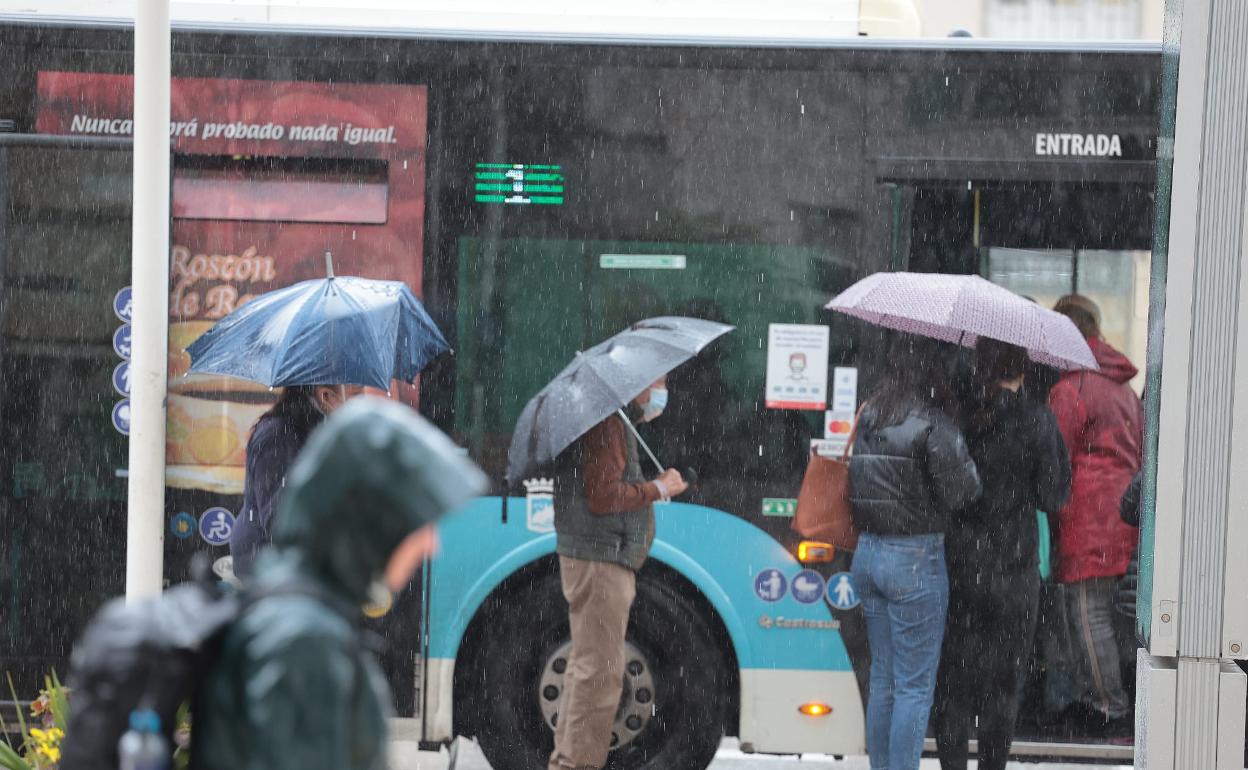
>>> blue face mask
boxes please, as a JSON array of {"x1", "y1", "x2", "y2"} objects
[{"x1": 642, "y1": 388, "x2": 668, "y2": 422}]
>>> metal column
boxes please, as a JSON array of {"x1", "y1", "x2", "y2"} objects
[
  {"x1": 126, "y1": 0, "x2": 171, "y2": 600},
  {"x1": 1138, "y1": 0, "x2": 1248, "y2": 766}
]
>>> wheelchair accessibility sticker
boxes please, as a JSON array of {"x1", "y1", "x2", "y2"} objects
[{"x1": 199, "y1": 507, "x2": 235, "y2": 546}]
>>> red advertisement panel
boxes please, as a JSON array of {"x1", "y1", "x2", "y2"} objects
[{"x1": 37, "y1": 71, "x2": 429, "y2": 492}]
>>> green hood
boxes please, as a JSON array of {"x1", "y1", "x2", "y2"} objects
[{"x1": 270, "y1": 396, "x2": 487, "y2": 601}]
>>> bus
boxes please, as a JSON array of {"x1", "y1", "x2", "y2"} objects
[{"x1": 0, "y1": 9, "x2": 1157, "y2": 767}]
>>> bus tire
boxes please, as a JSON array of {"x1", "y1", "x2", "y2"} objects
[{"x1": 470, "y1": 565, "x2": 725, "y2": 770}]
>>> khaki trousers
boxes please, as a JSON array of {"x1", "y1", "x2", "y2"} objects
[{"x1": 548, "y1": 555, "x2": 636, "y2": 770}]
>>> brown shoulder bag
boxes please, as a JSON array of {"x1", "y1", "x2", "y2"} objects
[{"x1": 792, "y1": 408, "x2": 863, "y2": 552}]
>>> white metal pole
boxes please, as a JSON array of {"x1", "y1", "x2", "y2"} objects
[{"x1": 126, "y1": 0, "x2": 171, "y2": 600}]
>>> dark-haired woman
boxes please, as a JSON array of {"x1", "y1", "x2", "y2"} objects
[
  {"x1": 849, "y1": 333, "x2": 981, "y2": 770},
  {"x1": 933, "y1": 339, "x2": 1071, "y2": 770},
  {"x1": 230, "y1": 384, "x2": 362, "y2": 578}
]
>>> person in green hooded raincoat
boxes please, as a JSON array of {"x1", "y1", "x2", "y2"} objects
[{"x1": 193, "y1": 396, "x2": 487, "y2": 770}]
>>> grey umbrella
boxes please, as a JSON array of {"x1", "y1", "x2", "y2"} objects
[{"x1": 505, "y1": 316, "x2": 735, "y2": 486}]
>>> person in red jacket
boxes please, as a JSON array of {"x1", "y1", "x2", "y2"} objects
[{"x1": 1047, "y1": 294, "x2": 1143, "y2": 736}]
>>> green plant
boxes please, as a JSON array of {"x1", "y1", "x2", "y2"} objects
[
  {"x1": 0, "y1": 672, "x2": 68, "y2": 770},
  {"x1": 172, "y1": 702, "x2": 191, "y2": 770},
  {"x1": 0, "y1": 673, "x2": 189, "y2": 770}
]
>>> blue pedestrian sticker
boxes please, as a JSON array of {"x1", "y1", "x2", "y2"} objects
[
  {"x1": 754, "y1": 569, "x2": 788, "y2": 602},
  {"x1": 113, "y1": 286, "x2": 133, "y2": 322},
  {"x1": 790, "y1": 569, "x2": 826, "y2": 604},
  {"x1": 113, "y1": 324, "x2": 132, "y2": 360},
  {"x1": 199, "y1": 507, "x2": 235, "y2": 546},
  {"x1": 170, "y1": 512, "x2": 196, "y2": 540},
  {"x1": 112, "y1": 361, "x2": 131, "y2": 396},
  {"x1": 111, "y1": 400, "x2": 131, "y2": 435},
  {"x1": 827, "y1": 571, "x2": 860, "y2": 610}
]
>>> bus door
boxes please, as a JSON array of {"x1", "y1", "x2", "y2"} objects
[
  {"x1": 878, "y1": 160, "x2": 1155, "y2": 751},
  {"x1": 0, "y1": 135, "x2": 133, "y2": 695},
  {"x1": 33, "y1": 71, "x2": 434, "y2": 719}
]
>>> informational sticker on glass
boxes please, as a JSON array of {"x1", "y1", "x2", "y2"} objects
[
  {"x1": 473, "y1": 163, "x2": 565, "y2": 205},
  {"x1": 810, "y1": 439, "x2": 843, "y2": 458},
  {"x1": 761, "y1": 497, "x2": 797, "y2": 517},
  {"x1": 831, "y1": 366, "x2": 858, "y2": 412},
  {"x1": 599, "y1": 254, "x2": 687, "y2": 270},
  {"x1": 765, "y1": 323, "x2": 829, "y2": 410},
  {"x1": 822, "y1": 410, "x2": 855, "y2": 454}
]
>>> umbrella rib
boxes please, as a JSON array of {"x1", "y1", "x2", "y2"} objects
[{"x1": 268, "y1": 282, "x2": 324, "y2": 387}]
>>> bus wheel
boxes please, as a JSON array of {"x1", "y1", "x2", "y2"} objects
[
  {"x1": 537, "y1": 639, "x2": 656, "y2": 750},
  {"x1": 471, "y1": 567, "x2": 725, "y2": 770}
]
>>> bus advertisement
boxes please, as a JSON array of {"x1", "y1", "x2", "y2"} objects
[{"x1": 0, "y1": 17, "x2": 1159, "y2": 767}]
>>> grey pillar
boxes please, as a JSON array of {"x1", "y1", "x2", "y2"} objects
[{"x1": 1138, "y1": 0, "x2": 1248, "y2": 767}]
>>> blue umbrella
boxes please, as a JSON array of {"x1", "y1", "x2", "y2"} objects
[{"x1": 186, "y1": 258, "x2": 449, "y2": 391}]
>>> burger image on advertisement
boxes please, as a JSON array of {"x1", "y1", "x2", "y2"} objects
[{"x1": 166, "y1": 320, "x2": 273, "y2": 494}]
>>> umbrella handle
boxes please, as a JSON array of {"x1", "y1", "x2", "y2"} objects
[{"x1": 616, "y1": 409, "x2": 665, "y2": 475}]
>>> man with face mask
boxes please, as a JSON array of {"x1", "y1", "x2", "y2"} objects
[
  {"x1": 548, "y1": 375, "x2": 688, "y2": 770},
  {"x1": 231, "y1": 383, "x2": 366, "y2": 578}
]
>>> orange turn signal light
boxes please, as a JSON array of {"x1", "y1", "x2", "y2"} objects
[
  {"x1": 798, "y1": 702, "x2": 832, "y2": 717},
  {"x1": 797, "y1": 540, "x2": 835, "y2": 563}
]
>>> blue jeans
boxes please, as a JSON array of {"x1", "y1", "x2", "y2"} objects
[{"x1": 852, "y1": 532, "x2": 949, "y2": 770}]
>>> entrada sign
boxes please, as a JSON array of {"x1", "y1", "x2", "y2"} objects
[{"x1": 1034, "y1": 132, "x2": 1123, "y2": 157}]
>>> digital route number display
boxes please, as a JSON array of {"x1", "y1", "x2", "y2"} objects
[{"x1": 473, "y1": 163, "x2": 565, "y2": 206}]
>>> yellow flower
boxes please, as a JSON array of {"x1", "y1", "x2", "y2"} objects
[{"x1": 36, "y1": 743, "x2": 61, "y2": 763}]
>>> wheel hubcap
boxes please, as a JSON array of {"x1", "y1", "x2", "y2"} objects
[{"x1": 538, "y1": 640, "x2": 656, "y2": 750}]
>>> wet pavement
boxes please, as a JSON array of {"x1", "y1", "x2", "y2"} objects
[{"x1": 390, "y1": 738, "x2": 1133, "y2": 770}]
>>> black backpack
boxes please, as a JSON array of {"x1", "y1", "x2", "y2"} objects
[{"x1": 59, "y1": 557, "x2": 331, "y2": 770}]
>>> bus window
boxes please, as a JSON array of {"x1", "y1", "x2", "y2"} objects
[
  {"x1": 0, "y1": 139, "x2": 131, "y2": 697},
  {"x1": 986, "y1": 248, "x2": 1151, "y2": 393},
  {"x1": 172, "y1": 156, "x2": 389, "y2": 224}
]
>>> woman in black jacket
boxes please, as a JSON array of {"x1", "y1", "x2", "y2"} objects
[
  {"x1": 230, "y1": 384, "x2": 361, "y2": 578},
  {"x1": 933, "y1": 339, "x2": 1071, "y2": 770},
  {"x1": 849, "y1": 333, "x2": 981, "y2": 770}
]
